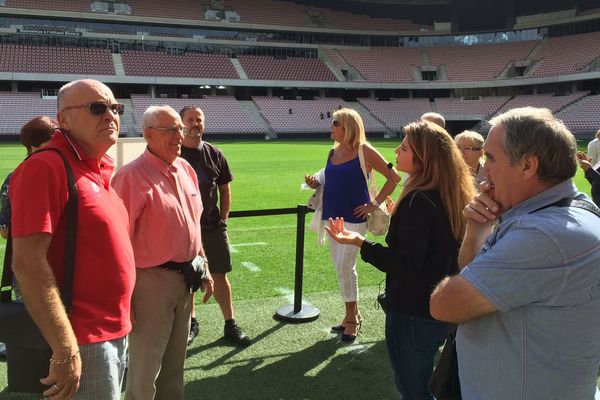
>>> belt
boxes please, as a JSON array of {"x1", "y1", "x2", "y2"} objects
[{"x1": 158, "y1": 260, "x2": 193, "y2": 273}]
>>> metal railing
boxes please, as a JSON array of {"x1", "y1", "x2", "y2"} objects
[{"x1": 229, "y1": 204, "x2": 319, "y2": 323}]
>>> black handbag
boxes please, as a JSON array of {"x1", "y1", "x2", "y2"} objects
[
  {"x1": 0, "y1": 148, "x2": 78, "y2": 393},
  {"x1": 428, "y1": 325, "x2": 461, "y2": 400}
]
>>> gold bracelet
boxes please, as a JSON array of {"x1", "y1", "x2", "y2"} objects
[{"x1": 49, "y1": 350, "x2": 79, "y2": 365}]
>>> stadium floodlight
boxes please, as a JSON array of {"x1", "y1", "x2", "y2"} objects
[{"x1": 217, "y1": 85, "x2": 226, "y2": 89}]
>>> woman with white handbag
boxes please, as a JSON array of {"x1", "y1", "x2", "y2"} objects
[{"x1": 304, "y1": 108, "x2": 399, "y2": 343}]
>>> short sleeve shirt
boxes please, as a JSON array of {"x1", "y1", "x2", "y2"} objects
[
  {"x1": 180, "y1": 142, "x2": 232, "y2": 232},
  {"x1": 10, "y1": 132, "x2": 135, "y2": 345},
  {"x1": 457, "y1": 180, "x2": 600, "y2": 400}
]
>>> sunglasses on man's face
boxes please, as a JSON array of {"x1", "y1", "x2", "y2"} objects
[{"x1": 62, "y1": 101, "x2": 125, "y2": 116}]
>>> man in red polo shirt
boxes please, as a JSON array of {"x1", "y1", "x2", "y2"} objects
[{"x1": 10, "y1": 79, "x2": 135, "y2": 399}]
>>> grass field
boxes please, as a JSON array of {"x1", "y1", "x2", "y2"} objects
[{"x1": 0, "y1": 139, "x2": 597, "y2": 399}]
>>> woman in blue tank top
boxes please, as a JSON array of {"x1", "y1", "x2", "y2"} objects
[{"x1": 305, "y1": 108, "x2": 400, "y2": 343}]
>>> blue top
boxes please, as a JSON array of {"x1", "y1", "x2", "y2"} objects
[
  {"x1": 322, "y1": 152, "x2": 369, "y2": 223},
  {"x1": 457, "y1": 180, "x2": 600, "y2": 400}
]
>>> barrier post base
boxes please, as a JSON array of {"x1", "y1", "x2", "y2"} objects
[{"x1": 275, "y1": 304, "x2": 320, "y2": 323}]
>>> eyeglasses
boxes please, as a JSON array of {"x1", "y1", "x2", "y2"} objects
[
  {"x1": 332, "y1": 120, "x2": 340, "y2": 127},
  {"x1": 457, "y1": 145, "x2": 482, "y2": 152},
  {"x1": 149, "y1": 125, "x2": 184, "y2": 134},
  {"x1": 62, "y1": 102, "x2": 125, "y2": 116}
]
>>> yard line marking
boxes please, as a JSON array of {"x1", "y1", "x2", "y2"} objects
[
  {"x1": 233, "y1": 224, "x2": 296, "y2": 232},
  {"x1": 276, "y1": 287, "x2": 293, "y2": 301},
  {"x1": 241, "y1": 261, "x2": 261, "y2": 272},
  {"x1": 229, "y1": 242, "x2": 267, "y2": 253}
]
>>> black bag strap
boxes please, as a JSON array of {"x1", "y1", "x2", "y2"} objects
[
  {"x1": 0, "y1": 148, "x2": 78, "y2": 314},
  {"x1": 1, "y1": 228, "x2": 12, "y2": 303},
  {"x1": 530, "y1": 194, "x2": 600, "y2": 218}
]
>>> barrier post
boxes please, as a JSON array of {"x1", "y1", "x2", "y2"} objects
[{"x1": 275, "y1": 204, "x2": 320, "y2": 323}]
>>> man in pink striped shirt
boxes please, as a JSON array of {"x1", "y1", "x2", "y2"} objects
[{"x1": 112, "y1": 105, "x2": 213, "y2": 400}]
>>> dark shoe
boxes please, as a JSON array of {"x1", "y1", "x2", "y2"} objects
[
  {"x1": 224, "y1": 323, "x2": 252, "y2": 347},
  {"x1": 331, "y1": 324, "x2": 345, "y2": 333},
  {"x1": 340, "y1": 320, "x2": 361, "y2": 344},
  {"x1": 187, "y1": 318, "x2": 199, "y2": 346}
]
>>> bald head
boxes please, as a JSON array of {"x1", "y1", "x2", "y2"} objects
[
  {"x1": 56, "y1": 79, "x2": 120, "y2": 160},
  {"x1": 421, "y1": 112, "x2": 446, "y2": 129},
  {"x1": 57, "y1": 79, "x2": 114, "y2": 111}
]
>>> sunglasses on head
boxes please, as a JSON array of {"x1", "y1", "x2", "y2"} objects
[{"x1": 62, "y1": 101, "x2": 125, "y2": 116}]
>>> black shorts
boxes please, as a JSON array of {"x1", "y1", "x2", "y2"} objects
[{"x1": 202, "y1": 225, "x2": 232, "y2": 273}]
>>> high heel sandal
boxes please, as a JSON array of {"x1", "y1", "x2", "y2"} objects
[
  {"x1": 331, "y1": 323, "x2": 346, "y2": 333},
  {"x1": 341, "y1": 320, "x2": 362, "y2": 343}
]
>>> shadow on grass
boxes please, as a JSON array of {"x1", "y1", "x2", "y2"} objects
[
  {"x1": 187, "y1": 321, "x2": 288, "y2": 370},
  {"x1": 186, "y1": 337, "x2": 399, "y2": 400}
]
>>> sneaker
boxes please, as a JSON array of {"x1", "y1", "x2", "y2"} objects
[
  {"x1": 224, "y1": 323, "x2": 252, "y2": 347},
  {"x1": 187, "y1": 318, "x2": 199, "y2": 346}
]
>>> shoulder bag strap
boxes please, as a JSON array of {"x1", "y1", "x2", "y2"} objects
[
  {"x1": 531, "y1": 194, "x2": 600, "y2": 218},
  {"x1": 1, "y1": 228, "x2": 12, "y2": 303},
  {"x1": 357, "y1": 144, "x2": 374, "y2": 201},
  {"x1": 16, "y1": 148, "x2": 78, "y2": 313}
]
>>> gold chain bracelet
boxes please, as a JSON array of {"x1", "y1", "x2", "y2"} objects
[{"x1": 49, "y1": 350, "x2": 80, "y2": 365}]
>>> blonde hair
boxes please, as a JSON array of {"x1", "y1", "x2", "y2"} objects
[
  {"x1": 454, "y1": 130, "x2": 484, "y2": 147},
  {"x1": 399, "y1": 120, "x2": 476, "y2": 240},
  {"x1": 332, "y1": 108, "x2": 366, "y2": 150}
]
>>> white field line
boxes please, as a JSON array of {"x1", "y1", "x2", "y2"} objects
[
  {"x1": 240, "y1": 261, "x2": 261, "y2": 272},
  {"x1": 229, "y1": 241, "x2": 267, "y2": 253},
  {"x1": 232, "y1": 224, "x2": 296, "y2": 232}
]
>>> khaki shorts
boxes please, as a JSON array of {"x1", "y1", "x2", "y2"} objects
[{"x1": 202, "y1": 224, "x2": 232, "y2": 273}]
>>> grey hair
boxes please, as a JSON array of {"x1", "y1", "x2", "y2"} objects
[
  {"x1": 489, "y1": 107, "x2": 577, "y2": 183},
  {"x1": 454, "y1": 130, "x2": 484, "y2": 147},
  {"x1": 141, "y1": 105, "x2": 179, "y2": 135}
]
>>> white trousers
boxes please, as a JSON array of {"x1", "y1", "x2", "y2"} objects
[{"x1": 327, "y1": 221, "x2": 367, "y2": 303}]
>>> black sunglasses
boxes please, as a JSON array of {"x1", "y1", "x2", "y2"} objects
[
  {"x1": 62, "y1": 102, "x2": 125, "y2": 116},
  {"x1": 332, "y1": 120, "x2": 340, "y2": 127}
]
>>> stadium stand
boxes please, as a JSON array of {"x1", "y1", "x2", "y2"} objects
[
  {"x1": 237, "y1": 55, "x2": 337, "y2": 82},
  {"x1": 531, "y1": 31, "x2": 600, "y2": 77},
  {"x1": 5, "y1": 0, "x2": 89, "y2": 13},
  {"x1": 0, "y1": 44, "x2": 114, "y2": 75},
  {"x1": 130, "y1": 95, "x2": 265, "y2": 135},
  {"x1": 427, "y1": 41, "x2": 538, "y2": 82},
  {"x1": 434, "y1": 96, "x2": 511, "y2": 119},
  {"x1": 125, "y1": 0, "x2": 200, "y2": 19},
  {"x1": 357, "y1": 98, "x2": 433, "y2": 132},
  {"x1": 121, "y1": 50, "x2": 238, "y2": 79},
  {"x1": 0, "y1": 92, "x2": 127, "y2": 136},
  {"x1": 337, "y1": 47, "x2": 422, "y2": 83},
  {"x1": 497, "y1": 91, "x2": 589, "y2": 114},
  {"x1": 319, "y1": 8, "x2": 421, "y2": 32},
  {"x1": 252, "y1": 97, "x2": 386, "y2": 135},
  {"x1": 556, "y1": 94, "x2": 600, "y2": 139}
]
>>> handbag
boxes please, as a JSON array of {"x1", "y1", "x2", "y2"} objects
[
  {"x1": 0, "y1": 148, "x2": 78, "y2": 393},
  {"x1": 428, "y1": 325, "x2": 461, "y2": 400},
  {"x1": 357, "y1": 144, "x2": 390, "y2": 236}
]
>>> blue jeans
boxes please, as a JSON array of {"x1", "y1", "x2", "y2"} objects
[{"x1": 385, "y1": 311, "x2": 449, "y2": 400}]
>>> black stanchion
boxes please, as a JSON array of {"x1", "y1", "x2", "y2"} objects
[{"x1": 275, "y1": 204, "x2": 320, "y2": 323}]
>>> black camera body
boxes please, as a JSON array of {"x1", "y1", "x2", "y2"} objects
[{"x1": 377, "y1": 292, "x2": 389, "y2": 313}]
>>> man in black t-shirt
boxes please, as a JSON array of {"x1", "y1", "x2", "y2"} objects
[{"x1": 179, "y1": 106, "x2": 251, "y2": 347}]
